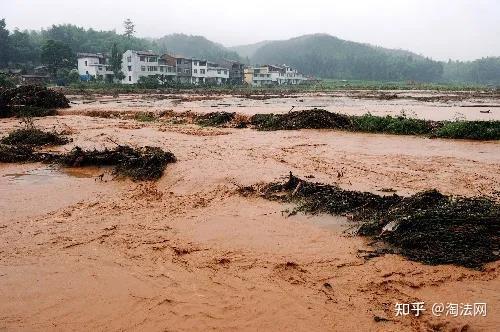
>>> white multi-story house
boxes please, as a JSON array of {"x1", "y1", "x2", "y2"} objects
[
  {"x1": 76, "y1": 50, "x2": 244, "y2": 86},
  {"x1": 244, "y1": 64, "x2": 306, "y2": 86},
  {"x1": 77, "y1": 53, "x2": 113, "y2": 81},
  {"x1": 206, "y1": 62, "x2": 229, "y2": 84},
  {"x1": 283, "y1": 65, "x2": 305, "y2": 85},
  {"x1": 121, "y1": 50, "x2": 176, "y2": 84},
  {"x1": 191, "y1": 59, "x2": 208, "y2": 84}
]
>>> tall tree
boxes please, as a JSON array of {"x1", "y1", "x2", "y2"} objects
[
  {"x1": 40, "y1": 39, "x2": 74, "y2": 76},
  {"x1": 9, "y1": 29, "x2": 40, "y2": 65},
  {"x1": 109, "y1": 43, "x2": 124, "y2": 81},
  {"x1": 0, "y1": 19, "x2": 11, "y2": 67},
  {"x1": 123, "y1": 19, "x2": 135, "y2": 38}
]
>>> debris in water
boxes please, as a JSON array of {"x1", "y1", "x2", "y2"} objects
[
  {"x1": 196, "y1": 111, "x2": 235, "y2": 127},
  {"x1": 248, "y1": 172, "x2": 500, "y2": 269},
  {"x1": 1, "y1": 128, "x2": 70, "y2": 146},
  {"x1": 0, "y1": 144, "x2": 176, "y2": 181},
  {"x1": 56, "y1": 146, "x2": 176, "y2": 181},
  {"x1": 0, "y1": 85, "x2": 69, "y2": 117}
]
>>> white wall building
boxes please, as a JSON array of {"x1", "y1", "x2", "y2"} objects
[
  {"x1": 244, "y1": 64, "x2": 306, "y2": 86},
  {"x1": 121, "y1": 50, "x2": 176, "y2": 84},
  {"x1": 191, "y1": 59, "x2": 208, "y2": 84},
  {"x1": 206, "y1": 62, "x2": 229, "y2": 84},
  {"x1": 77, "y1": 53, "x2": 113, "y2": 81}
]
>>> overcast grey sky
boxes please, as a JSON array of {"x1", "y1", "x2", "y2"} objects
[{"x1": 1, "y1": 0, "x2": 499, "y2": 61}]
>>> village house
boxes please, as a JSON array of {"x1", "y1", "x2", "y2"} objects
[
  {"x1": 244, "y1": 64, "x2": 306, "y2": 86},
  {"x1": 77, "y1": 50, "x2": 302, "y2": 86},
  {"x1": 206, "y1": 62, "x2": 229, "y2": 84},
  {"x1": 160, "y1": 54, "x2": 231, "y2": 85},
  {"x1": 220, "y1": 59, "x2": 245, "y2": 84},
  {"x1": 77, "y1": 53, "x2": 113, "y2": 81},
  {"x1": 121, "y1": 50, "x2": 176, "y2": 84}
]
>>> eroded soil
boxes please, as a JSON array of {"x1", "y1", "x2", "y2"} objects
[{"x1": 0, "y1": 92, "x2": 499, "y2": 331}]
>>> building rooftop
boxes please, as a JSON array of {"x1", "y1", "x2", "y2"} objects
[{"x1": 77, "y1": 52, "x2": 105, "y2": 58}]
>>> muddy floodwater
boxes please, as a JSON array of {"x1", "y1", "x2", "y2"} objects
[
  {"x1": 66, "y1": 89, "x2": 500, "y2": 121},
  {"x1": 0, "y1": 91, "x2": 499, "y2": 331}
]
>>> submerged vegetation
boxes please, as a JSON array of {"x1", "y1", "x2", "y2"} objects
[
  {"x1": 1, "y1": 128, "x2": 69, "y2": 146},
  {"x1": 56, "y1": 146, "x2": 176, "y2": 181},
  {"x1": 248, "y1": 173, "x2": 500, "y2": 268},
  {"x1": 248, "y1": 109, "x2": 500, "y2": 140},
  {"x1": 0, "y1": 121, "x2": 176, "y2": 180},
  {"x1": 196, "y1": 111, "x2": 236, "y2": 126},
  {"x1": 0, "y1": 144, "x2": 176, "y2": 181},
  {"x1": 0, "y1": 85, "x2": 69, "y2": 118}
]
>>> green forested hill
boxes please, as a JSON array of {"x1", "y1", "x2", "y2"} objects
[
  {"x1": 155, "y1": 33, "x2": 241, "y2": 62},
  {"x1": 228, "y1": 40, "x2": 272, "y2": 60},
  {"x1": 250, "y1": 34, "x2": 444, "y2": 82},
  {"x1": 1, "y1": 22, "x2": 241, "y2": 66}
]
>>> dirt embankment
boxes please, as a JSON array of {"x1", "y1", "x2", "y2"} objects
[{"x1": 0, "y1": 97, "x2": 499, "y2": 331}]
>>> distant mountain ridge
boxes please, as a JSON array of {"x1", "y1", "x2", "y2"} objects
[
  {"x1": 228, "y1": 40, "x2": 273, "y2": 60},
  {"x1": 247, "y1": 33, "x2": 443, "y2": 81},
  {"x1": 155, "y1": 33, "x2": 241, "y2": 63},
  {"x1": 229, "y1": 33, "x2": 500, "y2": 84}
]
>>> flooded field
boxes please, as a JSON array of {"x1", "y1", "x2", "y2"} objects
[
  {"x1": 66, "y1": 90, "x2": 500, "y2": 121},
  {"x1": 0, "y1": 91, "x2": 499, "y2": 331}
]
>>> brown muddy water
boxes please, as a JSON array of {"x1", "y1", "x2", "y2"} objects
[
  {"x1": 66, "y1": 90, "x2": 500, "y2": 121},
  {"x1": 0, "y1": 92, "x2": 499, "y2": 331}
]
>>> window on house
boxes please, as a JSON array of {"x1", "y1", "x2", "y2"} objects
[
  {"x1": 184, "y1": 69, "x2": 189, "y2": 74},
  {"x1": 98, "y1": 66, "x2": 102, "y2": 70},
  {"x1": 217, "y1": 70, "x2": 221, "y2": 74},
  {"x1": 148, "y1": 57, "x2": 157, "y2": 62},
  {"x1": 193, "y1": 69, "x2": 198, "y2": 74},
  {"x1": 200, "y1": 69, "x2": 205, "y2": 74},
  {"x1": 128, "y1": 66, "x2": 132, "y2": 71},
  {"x1": 193, "y1": 61, "x2": 198, "y2": 66},
  {"x1": 141, "y1": 66, "x2": 146, "y2": 71},
  {"x1": 128, "y1": 76, "x2": 131, "y2": 81},
  {"x1": 176, "y1": 59, "x2": 182, "y2": 65},
  {"x1": 160, "y1": 67, "x2": 164, "y2": 72},
  {"x1": 140, "y1": 56, "x2": 146, "y2": 62},
  {"x1": 86, "y1": 71, "x2": 89, "y2": 75},
  {"x1": 224, "y1": 70, "x2": 227, "y2": 75},
  {"x1": 84, "y1": 60, "x2": 88, "y2": 66},
  {"x1": 127, "y1": 56, "x2": 132, "y2": 62}
]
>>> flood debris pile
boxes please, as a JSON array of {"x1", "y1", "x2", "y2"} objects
[
  {"x1": 0, "y1": 85, "x2": 69, "y2": 117},
  {"x1": 196, "y1": 111, "x2": 235, "y2": 127},
  {"x1": 248, "y1": 108, "x2": 500, "y2": 140},
  {"x1": 251, "y1": 109, "x2": 353, "y2": 130},
  {"x1": 0, "y1": 142, "x2": 176, "y2": 181},
  {"x1": 56, "y1": 146, "x2": 176, "y2": 181},
  {"x1": 0, "y1": 144, "x2": 37, "y2": 163},
  {"x1": 1, "y1": 128, "x2": 71, "y2": 146},
  {"x1": 253, "y1": 173, "x2": 499, "y2": 268}
]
